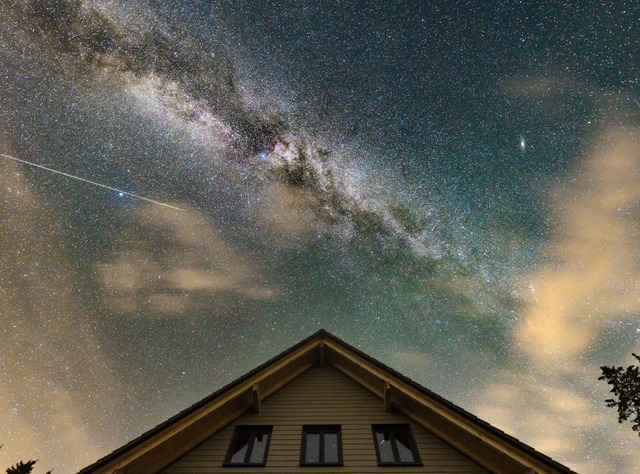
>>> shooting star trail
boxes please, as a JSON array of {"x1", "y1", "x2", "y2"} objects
[{"x1": 0, "y1": 152, "x2": 185, "y2": 211}]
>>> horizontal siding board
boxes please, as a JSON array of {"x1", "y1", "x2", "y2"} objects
[{"x1": 162, "y1": 365, "x2": 489, "y2": 474}]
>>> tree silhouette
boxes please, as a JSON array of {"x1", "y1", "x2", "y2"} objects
[
  {"x1": 600, "y1": 353, "x2": 640, "y2": 434},
  {"x1": 5, "y1": 459, "x2": 52, "y2": 474},
  {"x1": 1, "y1": 446, "x2": 52, "y2": 474},
  {"x1": 7, "y1": 460, "x2": 37, "y2": 474}
]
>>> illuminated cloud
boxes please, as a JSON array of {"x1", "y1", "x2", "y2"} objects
[
  {"x1": 0, "y1": 144, "x2": 118, "y2": 473},
  {"x1": 505, "y1": 76, "x2": 575, "y2": 99},
  {"x1": 251, "y1": 183, "x2": 321, "y2": 246},
  {"x1": 515, "y1": 128, "x2": 640, "y2": 369},
  {"x1": 97, "y1": 203, "x2": 278, "y2": 317},
  {"x1": 473, "y1": 128, "x2": 640, "y2": 474},
  {"x1": 474, "y1": 370, "x2": 620, "y2": 474}
]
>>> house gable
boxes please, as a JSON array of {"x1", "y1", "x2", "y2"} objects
[
  {"x1": 80, "y1": 330, "x2": 575, "y2": 474},
  {"x1": 162, "y1": 364, "x2": 489, "y2": 473}
]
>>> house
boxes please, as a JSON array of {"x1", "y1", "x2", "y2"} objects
[{"x1": 80, "y1": 329, "x2": 576, "y2": 473}]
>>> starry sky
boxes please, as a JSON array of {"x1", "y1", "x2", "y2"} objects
[{"x1": 1, "y1": 1, "x2": 639, "y2": 472}]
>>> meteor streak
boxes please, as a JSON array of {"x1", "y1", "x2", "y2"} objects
[{"x1": 0, "y1": 152, "x2": 185, "y2": 211}]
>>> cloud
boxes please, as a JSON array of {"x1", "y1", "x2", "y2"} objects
[
  {"x1": 250, "y1": 183, "x2": 321, "y2": 246},
  {"x1": 505, "y1": 76, "x2": 575, "y2": 99},
  {"x1": 474, "y1": 369, "x2": 622, "y2": 473},
  {"x1": 515, "y1": 128, "x2": 640, "y2": 369},
  {"x1": 0, "y1": 143, "x2": 118, "y2": 473},
  {"x1": 472, "y1": 128, "x2": 640, "y2": 473},
  {"x1": 97, "y1": 203, "x2": 278, "y2": 317}
]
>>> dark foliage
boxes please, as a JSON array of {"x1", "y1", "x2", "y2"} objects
[
  {"x1": 599, "y1": 353, "x2": 640, "y2": 434},
  {"x1": 5, "y1": 460, "x2": 52, "y2": 474},
  {"x1": 1, "y1": 446, "x2": 51, "y2": 474},
  {"x1": 7, "y1": 460, "x2": 37, "y2": 474}
]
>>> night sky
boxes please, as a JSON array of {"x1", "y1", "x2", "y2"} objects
[{"x1": 1, "y1": 1, "x2": 640, "y2": 472}]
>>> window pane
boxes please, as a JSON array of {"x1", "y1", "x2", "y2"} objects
[
  {"x1": 305, "y1": 433, "x2": 320, "y2": 463},
  {"x1": 375, "y1": 429, "x2": 394, "y2": 463},
  {"x1": 229, "y1": 431, "x2": 251, "y2": 464},
  {"x1": 250, "y1": 432, "x2": 270, "y2": 464},
  {"x1": 394, "y1": 429, "x2": 415, "y2": 463},
  {"x1": 324, "y1": 432, "x2": 338, "y2": 463}
]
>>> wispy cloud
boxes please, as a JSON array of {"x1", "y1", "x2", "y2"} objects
[
  {"x1": 475, "y1": 127, "x2": 640, "y2": 473},
  {"x1": 475, "y1": 369, "x2": 619, "y2": 474},
  {"x1": 97, "y1": 203, "x2": 279, "y2": 317},
  {"x1": 515, "y1": 128, "x2": 640, "y2": 369},
  {"x1": 0, "y1": 146, "x2": 116, "y2": 473},
  {"x1": 250, "y1": 183, "x2": 321, "y2": 247}
]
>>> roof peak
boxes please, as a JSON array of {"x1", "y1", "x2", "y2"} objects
[{"x1": 80, "y1": 330, "x2": 575, "y2": 474}]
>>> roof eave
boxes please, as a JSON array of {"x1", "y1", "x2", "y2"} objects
[{"x1": 79, "y1": 329, "x2": 575, "y2": 474}]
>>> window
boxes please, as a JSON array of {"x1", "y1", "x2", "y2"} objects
[
  {"x1": 372, "y1": 424, "x2": 421, "y2": 466},
  {"x1": 224, "y1": 425, "x2": 272, "y2": 466},
  {"x1": 300, "y1": 425, "x2": 342, "y2": 466}
]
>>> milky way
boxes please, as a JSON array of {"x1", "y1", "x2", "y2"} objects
[{"x1": 1, "y1": 1, "x2": 640, "y2": 472}]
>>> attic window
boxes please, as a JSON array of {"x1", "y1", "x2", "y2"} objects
[
  {"x1": 372, "y1": 424, "x2": 422, "y2": 466},
  {"x1": 300, "y1": 425, "x2": 342, "y2": 466},
  {"x1": 224, "y1": 425, "x2": 272, "y2": 466}
]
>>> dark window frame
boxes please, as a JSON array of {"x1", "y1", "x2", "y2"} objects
[
  {"x1": 371, "y1": 424, "x2": 422, "y2": 466},
  {"x1": 300, "y1": 425, "x2": 343, "y2": 466},
  {"x1": 223, "y1": 425, "x2": 273, "y2": 466}
]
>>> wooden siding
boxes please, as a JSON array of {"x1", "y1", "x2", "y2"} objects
[{"x1": 161, "y1": 365, "x2": 489, "y2": 474}]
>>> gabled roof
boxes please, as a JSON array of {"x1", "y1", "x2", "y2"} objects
[{"x1": 80, "y1": 329, "x2": 576, "y2": 474}]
